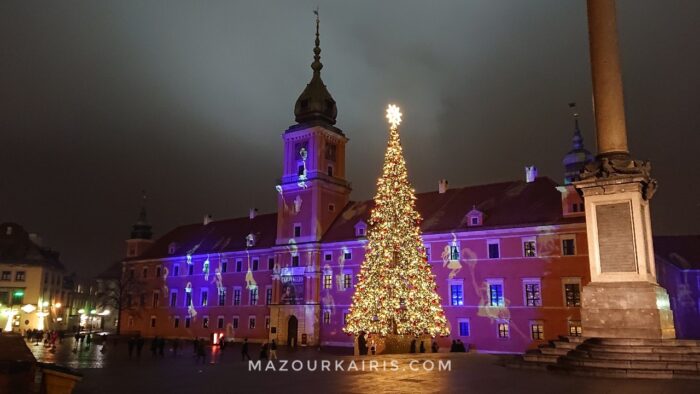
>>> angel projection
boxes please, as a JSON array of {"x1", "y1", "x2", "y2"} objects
[{"x1": 344, "y1": 105, "x2": 450, "y2": 338}]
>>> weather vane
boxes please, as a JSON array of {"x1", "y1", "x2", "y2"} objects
[{"x1": 386, "y1": 104, "x2": 402, "y2": 128}]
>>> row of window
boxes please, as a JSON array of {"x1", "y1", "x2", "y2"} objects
[
  {"x1": 1, "y1": 271, "x2": 26, "y2": 282},
  {"x1": 442, "y1": 236, "x2": 577, "y2": 261},
  {"x1": 135, "y1": 287, "x2": 274, "y2": 308},
  {"x1": 134, "y1": 314, "x2": 271, "y2": 331},
  {"x1": 322, "y1": 273, "x2": 353, "y2": 289},
  {"x1": 453, "y1": 319, "x2": 582, "y2": 340},
  {"x1": 449, "y1": 279, "x2": 581, "y2": 307}
]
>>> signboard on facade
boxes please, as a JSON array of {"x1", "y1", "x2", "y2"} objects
[{"x1": 280, "y1": 275, "x2": 304, "y2": 305}]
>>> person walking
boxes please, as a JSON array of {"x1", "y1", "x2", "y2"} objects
[
  {"x1": 419, "y1": 340, "x2": 426, "y2": 353},
  {"x1": 259, "y1": 342, "x2": 268, "y2": 361},
  {"x1": 431, "y1": 340, "x2": 439, "y2": 353},
  {"x1": 269, "y1": 340, "x2": 278, "y2": 360},
  {"x1": 136, "y1": 336, "x2": 144, "y2": 358},
  {"x1": 196, "y1": 340, "x2": 206, "y2": 364},
  {"x1": 85, "y1": 333, "x2": 92, "y2": 349},
  {"x1": 241, "y1": 338, "x2": 251, "y2": 361},
  {"x1": 128, "y1": 337, "x2": 135, "y2": 359}
]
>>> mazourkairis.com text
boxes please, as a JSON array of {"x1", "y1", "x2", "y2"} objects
[{"x1": 248, "y1": 359, "x2": 451, "y2": 372}]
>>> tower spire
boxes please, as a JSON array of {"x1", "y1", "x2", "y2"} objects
[
  {"x1": 293, "y1": 8, "x2": 338, "y2": 126},
  {"x1": 563, "y1": 103, "x2": 593, "y2": 184},
  {"x1": 130, "y1": 190, "x2": 153, "y2": 240}
]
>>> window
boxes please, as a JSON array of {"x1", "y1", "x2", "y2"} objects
[
  {"x1": 174, "y1": 317, "x2": 180, "y2": 328},
  {"x1": 249, "y1": 316, "x2": 256, "y2": 329},
  {"x1": 327, "y1": 166, "x2": 333, "y2": 177},
  {"x1": 1, "y1": 271, "x2": 10, "y2": 281},
  {"x1": 249, "y1": 288, "x2": 258, "y2": 305},
  {"x1": 185, "y1": 317, "x2": 191, "y2": 328},
  {"x1": 217, "y1": 316, "x2": 225, "y2": 329},
  {"x1": 458, "y1": 319, "x2": 470, "y2": 336},
  {"x1": 297, "y1": 164, "x2": 305, "y2": 176},
  {"x1": 168, "y1": 243, "x2": 176, "y2": 255},
  {"x1": 188, "y1": 265, "x2": 194, "y2": 276},
  {"x1": 488, "y1": 280, "x2": 504, "y2": 307},
  {"x1": 524, "y1": 280, "x2": 542, "y2": 307},
  {"x1": 487, "y1": 240, "x2": 500, "y2": 259},
  {"x1": 497, "y1": 321, "x2": 509, "y2": 339},
  {"x1": 450, "y1": 283, "x2": 464, "y2": 306},
  {"x1": 424, "y1": 245, "x2": 431, "y2": 260},
  {"x1": 344, "y1": 251, "x2": 352, "y2": 260},
  {"x1": 565, "y1": 283, "x2": 581, "y2": 307},
  {"x1": 471, "y1": 217, "x2": 479, "y2": 225},
  {"x1": 568, "y1": 321, "x2": 582, "y2": 337},
  {"x1": 170, "y1": 291, "x2": 177, "y2": 307},
  {"x1": 233, "y1": 288, "x2": 241, "y2": 306},
  {"x1": 143, "y1": 267, "x2": 148, "y2": 278},
  {"x1": 152, "y1": 291, "x2": 159, "y2": 308},
  {"x1": 173, "y1": 265, "x2": 180, "y2": 276},
  {"x1": 222, "y1": 261, "x2": 228, "y2": 273},
  {"x1": 15, "y1": 271, "x2": 26, "y2": 281},
  {"x1": 328, "y1": 203, "x2": 335, "y2": 212},
  {"x1": 203, "y1": 317, "x2": 209, "y2": 329},
  {"x1": 292, "y1": 255, "x2": 300, "y2": 267},
  {"x1": 323, "y1": 275, "x2": 332, "y2": 289},
  {"x1": 252, "y1": 258, "x2": 259, "y2": 271},
  {"x1": 562, "y1": 237, "x2": 576, "y2": 256},
  {"x1": 265, "y1": 316, "x2": 270, "y2": 329},
  {"x1": 268, "y1": 257, "x2": 275, "y2": 270},
  {"x1": 232, "y1": 317, "x2": 239, "y2": 329},
  {"x1": 450, "y1": 245, "x2": 460, "y2": 261},
  {"x1": 294, "y1": 224, "x2": 301, "y2": 238},
  {"x1": 236, "y1": 260, "x2": 242, "y2": 272},
  {"x1": 150, "y1": 316, "x2": 156, "y2": 328},
  {"x1": 324, "y1": 253, "x2": 332, "y2": 262},
  {"x1": 185, "y1": 292, "x2": 192, "y2": 307},
  {"x1": 218, "y1": 288, "x2": 227, "y2": 306},
  {"x1": 266, "y1": 287, "x2": 273, "y2": 305},
  {"x1": 201, "y1": 290, "x2": 208, "y2": 306},
  {"x1": 523, "y1": 238, "x2": 537, "y2": 257},
  {"x1": 156, "y1": 266, "x2": 162, "y2": 277},
  {"x1": 530, "y1": 321, "x2": 544, "y2": 340},
  {"x1": 325, "y1": 143, "x2": 336, "y2": 161},
  {"x1": 343, "y1": 273, "x2": 352, "y2": 289},
  {"x1": 323, "y1": 310, "x2": 331, "y2": 324}
]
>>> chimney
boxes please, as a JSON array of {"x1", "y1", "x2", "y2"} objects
[
  {"x1": 249, "y1": 208, "x2": 258, "y2": 220},
  {"x1": 525, "y1": 166, "x2": 538, "y2": 183},
  {"x1": 29, "y1": 233, "x2": 43, "y2": 247},
  {"x1": 203, "y1": 214, "x2": 213, "y2": 225},
  {"x1": 438, "y1": 179, "x2": 449, "y2": 194}
]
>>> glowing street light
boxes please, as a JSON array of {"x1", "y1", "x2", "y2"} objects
[
  {"x1": 21, "y1": 304, "x2": 36, "y2": 313},
  {"x1": 78, "y1": 309, "x2": 85, "y2": 314},
  {"x1": 54, "y1": 303, "x2": 62, "y2": 308}
]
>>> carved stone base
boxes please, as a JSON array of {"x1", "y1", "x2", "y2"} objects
[{"x1": 582, "y1": 281, "x2": 675, "y2": 339}]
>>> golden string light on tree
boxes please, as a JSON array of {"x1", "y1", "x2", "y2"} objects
[{"x1": 343, "y1": 104, "x2": 450, "y2": 338}]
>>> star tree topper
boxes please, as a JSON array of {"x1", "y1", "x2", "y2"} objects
[{"x1": 386, "y1": 104, "x2": 402, "y2": 128}]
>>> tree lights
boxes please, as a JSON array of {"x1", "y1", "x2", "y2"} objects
[{"x1": 343, "y1": 105, "x2": 450, "y2": 338}]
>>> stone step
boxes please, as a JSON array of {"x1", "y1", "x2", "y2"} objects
[
  {"x1": 578, "y1": 343, "x2": 700, "y2": 355},
  {"x1": 583, "y1": 350, "x2": 700, "y2": 362},
  {"x1": 558, "y1": 335, "x2": 586, "y2": 344},
  {"x1": 558, "y1": 356, "x2": 700, "y2": 372},
  {"x1": 523, "y1": 353, "x2": 560, "y2": 363},
  {"x1": 548, "y1": 364, "x2": 681, "y2": 380},
  {"x1": 587, "y1": 338, "x2": 700, "y2": 347},
  {"x1": 547, "y1": 341, "x2": 578, "y2": 350},
  {"x1": 539, "y1": 347, "x2": 571, "y2": 356}
]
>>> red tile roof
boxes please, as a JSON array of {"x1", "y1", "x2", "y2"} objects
[
  {"x1": 654, "y1": 235, "x2": 700, "y2": 270},
  {"x1": 322, "y1": 177, "x2": 580, "y2": 243},
  {"x1": 133, "y1": 213, "x2": 278, "y2": 261}
]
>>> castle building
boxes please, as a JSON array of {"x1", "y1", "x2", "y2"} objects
[{"x1": 115, "y1": 19, "x2": 609, "y2": 354}]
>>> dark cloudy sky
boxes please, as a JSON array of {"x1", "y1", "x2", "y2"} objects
[{"x1": 1, "y1": 0, "x2": 698, "y2": 278}]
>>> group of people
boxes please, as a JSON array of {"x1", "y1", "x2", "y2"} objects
[
  {"x1": 409, "y1": 338, "x2": 439, "y2": 354},
  {"x1": 24, "y1": 329, "x2": 63, "y2": 348},
  {"x1": 449, "y1": 339, "x2": 468, "y2": 352},
  {"x1": 240, "y1": 338, "x2": 278, "y2": 361},
  {"x1": 126, "y1": 336, "x2": 146, "y2": 358}
]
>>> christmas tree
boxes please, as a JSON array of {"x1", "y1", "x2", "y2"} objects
[{"x1": 344, "y1": 105, "x2": 450, "y2": 338}]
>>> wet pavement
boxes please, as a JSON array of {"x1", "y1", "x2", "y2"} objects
[{"x1": 27, "y1": 338, "x2": 698, "y2": 394}]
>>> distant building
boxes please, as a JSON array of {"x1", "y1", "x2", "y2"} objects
[{"x1": 0, "y1": 223, "x2": 67, "y2": 332}]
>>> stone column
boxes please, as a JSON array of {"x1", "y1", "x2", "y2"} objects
[
  {"x1": 575, "y1": 0, "x2": 675, "y2": 339},
  {"x1": 587, "y1": 0, "x2": 628, "y2": 156}
]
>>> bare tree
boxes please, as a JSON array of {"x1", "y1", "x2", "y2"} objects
[{"x1": 96, "y1": 267, "x2": 145, "y2": 335}]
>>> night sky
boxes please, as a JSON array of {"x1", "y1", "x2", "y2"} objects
[{"x1": 1, "y1": 1, "x2": 698, "y2": 278}]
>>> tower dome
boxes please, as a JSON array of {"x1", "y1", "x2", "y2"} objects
[
  {"x1": 563, "y1": 112, "x2": 594, "y2": 184},
  {"x1": 293, "y1": 10, "x2": 337, "y2": 125}
]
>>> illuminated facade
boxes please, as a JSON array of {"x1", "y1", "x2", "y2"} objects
[{"x1": 116, "y1": 16, "x2": 607, "y2": 353}]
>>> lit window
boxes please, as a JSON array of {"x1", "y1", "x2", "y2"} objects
[
  {"x1": 265, "y1": 316, "x2": 270, "y2": 329},
  {"x1": 498, "y1": 322, "x2": 509, "y2": 339},
  {"x1": 249, "y1": 316, "x2": 256, "y2": 329},
  {"x1": 266, "y1": 287, "x2": 273, "y2": 305},
  {"x1": 323, "y1": 275, "x2": 332, "y2": 289},
  {"x1": 450, "y1": 284, "x2": 464, "y2": 306},
  {"x1": 323, "y1": 310, "x2": 331, "y2": 324},
  {"x1": 15, "y1": 271, "x2": 26, "y2": 281},
  {"x1": 249, "y1": 288, "x2": 258, "y2": 305},
  {"x1": 524, "y1": 281, "x2": 542, "y2": 307},
  {"x1": 218, "y1": 288, "x2": 226, "y2": 306},
  {"x1": 343, "y1": 274, "x2": 352, "y2": 289},
  {"x1": 450, "y1": 245, "x2": 460, "y2": 261},
  {"x1": 565, "y1": 283, "x2": 581, "y2": 307},
  {"x1": 202, "y1": 317, "x2": 209, "y2": 329},
  {"x1": 488, "y1": 282, "x2": 504, "y2": 307},
  {"x1": 530, "y1": 321, "x2": 544, "y2": 340},
  {"x1": 458, "y1": 319, "x2": 470, "y2": 336},
  {"x1": 1, "y1": 271, "x2": 10, "y2": 281},
  {"x1": 568, "y1": 321, "x2": 582, "y2": 337},
  {"x1": 201, "y1": 290, "x2": 208, "y2": 306},
  {"x1": 233, "y1": 289, "x2": 241, "y2": 306},
  {"x1": 523, "y1": 239, "x2": 537, "y2": 257}
]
